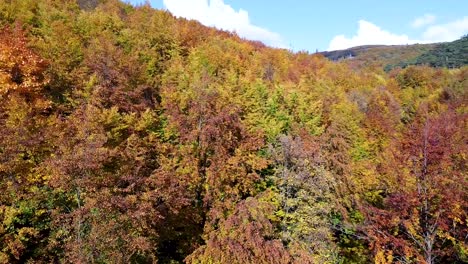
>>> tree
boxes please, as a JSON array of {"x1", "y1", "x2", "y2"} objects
[
  {"x1": 0, "y1": 26, "x2": 54, "y2": 263},
  {"x1": 366, "y1": 107, "x2": 468, "y2": 263},
  {"x1": 270, "y1": 133, "x2": 337, "y2": 263},
  {"x1": 186, "y1": 195, "x2": 291, "y2": 264}
]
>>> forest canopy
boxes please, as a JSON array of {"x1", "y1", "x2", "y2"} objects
[{"x1": 0, "y1": 0, "x2": 467, "y2": 263}]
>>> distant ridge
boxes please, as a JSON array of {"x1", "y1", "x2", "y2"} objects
[{"x1": 320, "y1": 36, "x2": 468, "y2": 70}]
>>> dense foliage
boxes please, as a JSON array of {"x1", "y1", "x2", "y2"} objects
[{"x1": 0, "y1": 1, "x2": 467, "y2": 263}]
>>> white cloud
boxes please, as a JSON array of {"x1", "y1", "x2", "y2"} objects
[
  {"x1": 327, "y1": 20, "x2": 421, "y2": 51},
  {"x1": 411, "y1": 14, "x2": 436, "y2": 28},
  {"x1": 162, "y1": 0, "x2": 287, "y2": 48},
  {"x1": 422, "y1": 16, "x2": 468, "y2": 42}
]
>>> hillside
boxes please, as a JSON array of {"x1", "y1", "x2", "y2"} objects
[
  {"x1": 321, "y1": 37, "x2": 468, "y2": 70},
  {"x1": 389, "y1": 35, "x2": 468, "y2": 69},
  {"x1": 320, "y1": 43, "x2": 436, "y2": 68},
  {"x1": 320, "y1": 45, "x2": 387, "y2": 61},
  {"x1": 0, "y1": 0, "x2": 467, "y2": 263}
]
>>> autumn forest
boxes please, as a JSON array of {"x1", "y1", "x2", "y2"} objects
[{"x1": 0, "y1": 0, "x2": 467, "y2": 263}]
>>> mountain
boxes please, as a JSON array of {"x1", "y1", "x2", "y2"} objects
[
  {"x1": 0, "y1": 0, "x2": 467, "y2": 263},
  {"x1": 321, "y1": 44, "x2": 434, "y2": 63},
  {"x1": 321, "y1": 36, "x2": 468, "y2": 70},
  {"x1": 389, "y1": 35, "x2": 468, "y2": 69}
]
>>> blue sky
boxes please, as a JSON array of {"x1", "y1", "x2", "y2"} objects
[{"x1": 127, "y1": 0, "x2": 468, "y2": 51}]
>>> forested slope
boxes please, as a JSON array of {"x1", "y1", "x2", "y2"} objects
[
  {"x1": 321, "y1": 43, "x2": 436, "y2": 69},
  {"x1": 321, "y1": 36, "x2": 468, "y2": 71},
  {"x1": 0, "y1": 0, "x2": 467, "y2": 263},
  {"x1": 389, "y1": 35, "x2": 468, "y2": 69}
]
